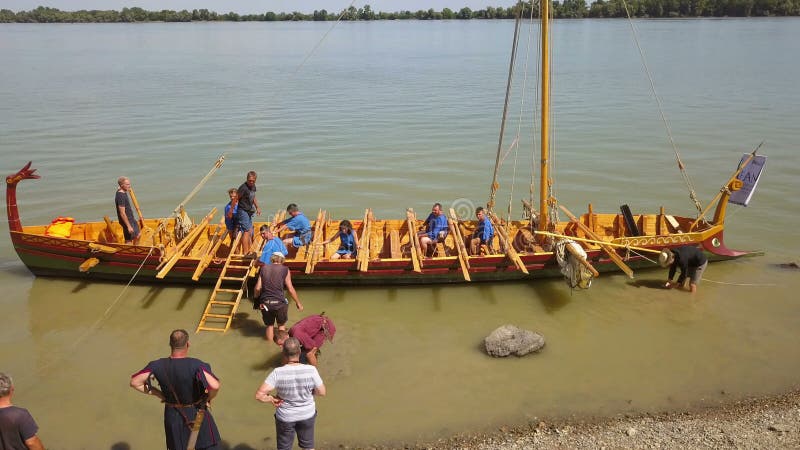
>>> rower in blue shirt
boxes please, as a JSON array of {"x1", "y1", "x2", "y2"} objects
[
  {"x1": 276, "y1": 203, "x2": 313, "y2": 249},
  {"x1": 322, "y1": 219, "x2": 359, "y2": 260},
  {"x1": 418, "y1": 202, "x2": 449, "y2": 256},
  {"x1": 469, "y1": 206, "x2": 495, "y2": 255},
  {"x1": 258, "y1": 225, "x2": 288, "y2": 265}
]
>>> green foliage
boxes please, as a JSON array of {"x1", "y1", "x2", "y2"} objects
[{"x1": 3, "y1": 1, "x2": 798, "y2": 22}]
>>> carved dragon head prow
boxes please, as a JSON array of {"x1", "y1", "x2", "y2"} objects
[
  {"x1": 6, "y1": 161, "x2": 40, "y2": 233},
  {"x1": 6, "y1": 161, "x2": 40, "y2": 186}
]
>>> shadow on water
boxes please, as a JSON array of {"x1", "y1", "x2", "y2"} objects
[
  {"x1": 70, "y1": 280, "x2": 91, "y2": 293},
  {"x1": 110, "y1": 441, "x2": 259, "y2": 450},
  {"x1": 176, "y1": 287, "x2": 199, "y2": 310},
  {"x1": 627, "y1": 279, "x2": 668, "y2": 289},
  {"x1": 231, "y1": 312, "x2": 264, "y2": 339},
  {"x1": 530, "y1": 281, "x2": 572, "y2": 313},
  {"x1": 140, "y1": 285, "x2": 166, "y2": 308},
  {"x1": 251, "y1": 351, "x2": 283, "y2": 372}
]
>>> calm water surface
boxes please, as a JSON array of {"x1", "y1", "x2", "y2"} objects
[{"x1": 1, "y1": 19, "x2": 799, "y2": 448}]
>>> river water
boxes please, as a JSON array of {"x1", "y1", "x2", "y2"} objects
[{"x1": 1, "y1": 18, "x2": 799, "y2": 448}]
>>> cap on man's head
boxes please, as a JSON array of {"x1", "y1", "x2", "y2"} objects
[{"x1": 272, "y1": 251, "x2": 285, "y2": 258}]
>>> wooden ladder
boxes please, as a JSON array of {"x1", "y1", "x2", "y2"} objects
[{"x1": 195, "y1": 231, "x2": 259, "y2": 333}]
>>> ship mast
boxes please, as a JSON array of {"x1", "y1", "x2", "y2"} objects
[{"x1": 538, "y1": 0, "x2": 551, "y2": 233}]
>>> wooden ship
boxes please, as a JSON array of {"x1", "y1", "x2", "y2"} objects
[{"x1": 5, "y1": 1, "x2": 763, "y2": 331}]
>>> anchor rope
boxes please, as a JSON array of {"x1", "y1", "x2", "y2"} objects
[{"x1": 24, "y1": 246, "x2": 155, "y2": 387}]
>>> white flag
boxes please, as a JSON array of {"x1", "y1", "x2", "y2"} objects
[{"x1": 729, "y1": 154, "x2": 767, "y2": 206}]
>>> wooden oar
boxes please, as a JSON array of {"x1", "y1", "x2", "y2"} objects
[
  {"x1": 559, "y1": 205, "x2": 635, "y2": 279},
  {"x1": 447, "y1": 209, "x2": 471, "y2": 281},
  {"x1": 563, "y1": 241, "x2": 600, "y2": 278},
  {"x1": 191, "y1": 218, "x2": 226, "y2": 281},
  {"x1": 357, "y1": 209, "x2": 373, "y2": 272},
  {"x1": 128, "y1": 186, "x2": 154, "y2": 245},
  {"x1": 304, "y1": 209, "x2": 327, "y2": 274},
  {"x1": 405, "y1": 209, "x2": 422, "y2": 272},
  {"x1": 487, "y1": 212, "x2": 528, "y2": 274},
  {"x1": 102, "y1": 215, "x2": 117, "y2": 243}
]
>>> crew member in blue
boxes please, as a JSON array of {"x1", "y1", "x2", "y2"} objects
[
  {"x1": 659, "y1": 245, "x2": 709, "y2": 293},
  {"x1": 418, "y1": 202, "x2": 449, "y2": 256},
  {"x1": 224, "y1": 187, "x2": 238, "y2": 248},
  {"x1": 258, "y1": 225, "x2": 288, "y2": 265},
  {"x1": 322, "y1": 219, "x2": 359, "y2": 260},
  {"x1": 130, "y1": 329, "x2": 222, "y2": 450},
  {"x1": 276, "y1": 203, "x2": 312, "y2": 249},
  {"x1": 469, "y1": 206, "x2": 495, "y2": 255}
]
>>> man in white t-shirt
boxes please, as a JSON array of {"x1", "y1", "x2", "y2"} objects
[{"x1": 255, "y1": 337, "x2": 326, "y2": 450}]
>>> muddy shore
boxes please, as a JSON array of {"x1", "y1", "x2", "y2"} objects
[{"x1": 366, "y1": 389, "x2": 800, "y2": 449}]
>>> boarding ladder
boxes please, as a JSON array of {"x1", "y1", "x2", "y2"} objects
[{"x1": 195, "y1": 232, "x2": 263, "y2": 333}]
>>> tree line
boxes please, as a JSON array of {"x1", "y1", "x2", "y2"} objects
[{"x1": 1, "y1": 1, "x2": 798, "y2": 23}]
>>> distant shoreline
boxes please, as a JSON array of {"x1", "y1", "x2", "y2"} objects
[{"x1": 2, "y1": 2, "x2": 798, "y2": 24}]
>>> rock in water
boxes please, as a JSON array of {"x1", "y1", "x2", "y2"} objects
[{"x1": 484, "y1": 324, "x2": 545, "y2": 357}]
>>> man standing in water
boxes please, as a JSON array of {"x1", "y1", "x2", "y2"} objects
[
  {"x1": 255, "y1": 337, "x2": 326, "y2": 450},
  {"x1": 115, "y1": 176, "x2": 140, "y2": 244},
  {"x1": 254, "y1": 252, "x2": 304, "y2": 344},
  {"x1": 659, "y1": 245, "x2": 708, "y2": 293},
  {"x1": 237, "y1": 171, "x2": 261, "y2": 257},
  {"x1": 130, "y1": 329, "x2": 222, "y2": 450},
  {"x1": 0, "y1": 372, "x2": 45, "y2": 450}
]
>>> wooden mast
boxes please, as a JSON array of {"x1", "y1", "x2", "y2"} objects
[{"x1": 538, "y1": 0, "x2": 551, "y2": 234}]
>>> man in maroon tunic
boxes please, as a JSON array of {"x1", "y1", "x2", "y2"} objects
[{"x1": 274, "y1": 314, "x2": 336, "y2": 366}]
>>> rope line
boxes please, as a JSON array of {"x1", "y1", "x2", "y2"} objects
[
  {"x1": 619, "y1": 2, "x2": 703, "y2": 217},
  {"x1": 26, "y1": 247, "x2": 155, "y2": 385}
]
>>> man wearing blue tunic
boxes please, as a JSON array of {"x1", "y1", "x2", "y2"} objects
[
  {"x1": 418, "y1": 203, "x2": 449, "y2": 256},
  {"x1": 258, "y1": 225, "x2": 288, "y2": 265},
  {"x1": 469, "y1": 206, "x2": 495, "y2": 255},
  {"x1": 130, "y1": 329, "x2": 222, "y2": 450},
  {"x1": 276, "y1": 203, "x2": 312, "y2": 249}
]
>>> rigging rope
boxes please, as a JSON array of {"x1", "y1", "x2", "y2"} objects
[
  {"x1": 620, "y1": 1, "x2": 704, "y2": 217},
  {"x1": 505, "y1": 1, "x2": 537, "y2": 225},
  {"x1": 488, "y1": 7, "x2": 523, "y2": 213}
]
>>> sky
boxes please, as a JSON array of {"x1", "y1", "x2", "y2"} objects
[{"x1": 5, "y1": 1, "x2": 521, "y2": 14}]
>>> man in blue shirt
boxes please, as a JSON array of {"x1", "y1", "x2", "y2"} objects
[
  {"x1": 418, "y1": 202, "x2": 449, "y2": 256},
  {"x1": 258, "y1": 225, "x2": 288, "y2": 265},
  {"x1": 469, "y1": 206, "x2": 495, "y2": 255},
  {"x1": 276, "y1": 203, "x2": 312, "y2": 249},
  {"x1": 224, "y1": 188, "x2": 238, "y2": 248}
]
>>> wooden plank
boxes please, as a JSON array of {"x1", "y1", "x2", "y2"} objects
[
  {"x1": 487, "y1": 212, "x2": 528, "y2": 274},
  {"x1": 446, "y1": 211, "x2": 471, "y2": 281},
  {"x1": 156, "y1": 207, "x2": 216, "y2": 278},
  {"x1": 405, "y1": 209, "x2": 422, "y2": 272}
]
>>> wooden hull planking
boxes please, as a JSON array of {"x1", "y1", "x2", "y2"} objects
[{"x1": 8, "y1": 211, "x2": 755, "y2": 286}]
